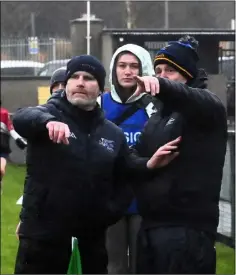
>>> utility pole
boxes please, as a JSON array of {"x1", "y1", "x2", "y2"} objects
[
  {"x1": 126, "y1": 1, "x2": 132, "y2": 29},
  {"x1": 86, "y1": 1, "x2": 91, "y2": 54},
  {"x1": 30, "y1": 12, "x2": 36, "y2": 36},
  {"x1": 164, "y1": 0, "x2": 169, "y2": 29}
]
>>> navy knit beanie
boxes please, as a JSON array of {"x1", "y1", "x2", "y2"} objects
[
  {"x1": 65, "y1": 55, "x2": 106, "y2": 92},
  {"x1": 154, "y1": 35, "x2": 199, "y2": 80},
  {"x1": 50, "y1": 67, "x2": 66, "y2": 94}
]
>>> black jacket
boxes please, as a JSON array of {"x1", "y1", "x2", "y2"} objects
[
  {"x1": 134, "y1": 76, "x2": 228, "y2": 235},
  {"x1": 13, "y1": 93, "x2": 148, "y2": 239}
]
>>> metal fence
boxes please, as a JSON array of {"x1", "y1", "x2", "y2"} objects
[
  {"x1": 217, "y1": 128, "x2": 235, "y2": 248},
  {"x1": 1, "y1": 37, "x2": 72, "y2": 63},
  {"x1": 219, "y1": 48, "x2": 235, "y2": 80},
  {"x1": 1, "y1": 37, "x2": 235, "y2": 77}
]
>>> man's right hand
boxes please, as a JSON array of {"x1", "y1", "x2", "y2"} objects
[{"x1": 46, "y1": 121, "x2": 70, "y2": 145}]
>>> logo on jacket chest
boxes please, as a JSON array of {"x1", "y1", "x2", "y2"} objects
[
  {"x1": 99, "y1": 137, "x2": 115, "y2": 152},
  {"x1": 145, "y1": 102, "x2": 157, "y2": 118},
  {"x1": 69, "y1": 132, "x2": 77, "y2": 139},
  {"x1": 166, "y1": 117, "x2": 175, "y2": 126}
]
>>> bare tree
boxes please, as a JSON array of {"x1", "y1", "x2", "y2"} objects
[
  {"x1": 122, "y1": 2, "x2": 166, "y2": 29},
  {"x1": 1, "y1": 1, "x2": 234, "y2": 38},
  {"x1": 91, "y1": 1, "x2": 125, "y2": 28},
  {"x1": 1, "y1": 2, "x2": 37, "y2": 37},
  {"x1": 125, "y1": 1, "x2": 136, "y2": 29}
]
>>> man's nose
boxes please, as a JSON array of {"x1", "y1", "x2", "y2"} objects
[
  {"x1": 76, "y1": 76, "x2": 85, "y2": 86},
  {"x1": 160, "y1": 71, "x2": 168, "y2": 78}
]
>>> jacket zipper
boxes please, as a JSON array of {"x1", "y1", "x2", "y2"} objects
[{"x1": 86, "y1": 133, "x2": 92, "y2": 183}]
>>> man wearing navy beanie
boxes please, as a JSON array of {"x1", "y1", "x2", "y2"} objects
[
  {"x1": 13, "y1": 53, "x2": 179, "y2": 274},
  {"x1": 154, "y1": 36, "x2": 199, "y2": 82},
  {"x1": 132, "y1": 36, "x2": 228, "y2": 274},
  {"x1": 66, "y1": 55, "x2": 106, "y2": 92}
]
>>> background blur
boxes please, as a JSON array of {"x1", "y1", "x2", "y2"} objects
[{"x1": 1, "y1": 1, "x2": 235, "y2": 273}]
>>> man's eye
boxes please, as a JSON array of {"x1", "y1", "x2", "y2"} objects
[{"x1": 84, "y1": 76, "x2": 94, "y2": 81}]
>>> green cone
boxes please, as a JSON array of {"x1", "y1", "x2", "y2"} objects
[{"x1": 67, "y1": 237, "x2": 82, "y2": 274}]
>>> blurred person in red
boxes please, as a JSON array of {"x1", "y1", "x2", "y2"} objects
[{"x1": 0, "y1": 100, "x2": 27, "y2": 183}]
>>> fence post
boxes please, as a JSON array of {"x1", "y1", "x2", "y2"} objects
[{"x1": 229, "y1": 130, "x2": 235, "y2": 247}]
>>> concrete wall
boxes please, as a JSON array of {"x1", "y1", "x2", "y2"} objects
[
  {"x1": 1, "y1": 76, "x2": 51, "y2": 113},
  {"x1": 208, "y1": 74, "x2": 227, "y2": 107},
  {"x1": 1, "y1": 76, "x2": 50, "y2": 164}
]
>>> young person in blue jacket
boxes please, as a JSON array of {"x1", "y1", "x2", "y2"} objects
[{"x1": 100, "y1": 44, "x2": 160, "y2": 274}]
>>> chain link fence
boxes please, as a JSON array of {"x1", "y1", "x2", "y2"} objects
[
  {"x1": 219, "y1": 48, "x2": 235, "y2": 81},
  {"x1": 217, "y1": 129, "x2": 235, "y2": 248}
]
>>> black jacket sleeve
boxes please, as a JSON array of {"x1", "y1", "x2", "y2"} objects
[
  {"x1": 12, "y1": 105, "x2": 58, "y2": 140},
  {"x1": 114, "y1": 135, "x2": 161, "y2": 184},
  {"x1": 157, "y1": 77, "x2": 226, "y2": 123},
  {"x1": 115, "y1": 135, "x2": 149, "y2": 176},
  {"x1": 131, "y1": 125, "x2": 148, "y2": 157}
]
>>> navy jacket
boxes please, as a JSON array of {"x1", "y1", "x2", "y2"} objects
[
  {"x1": 13, "y1": 93, "x2": 148, "y2": 239},
  {"x1": 134, "y1": 77, "x2": 228, "y2": 235}
]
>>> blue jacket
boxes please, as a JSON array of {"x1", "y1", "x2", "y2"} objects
[
  {"x1": 100, "y1": 44, "x2": 159, "y2": 214},
  {"x1": 101, "y1": 92, "x2": 157, "y2": 214},
  {"x1": 99, "y1": 43, "x2": 157, "y2": 214}
]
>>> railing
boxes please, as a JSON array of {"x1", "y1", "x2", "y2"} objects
[
  {"x1": 1, "y1": 37, "x2": 71, "y2": 63},
  {"x1": 218, "y1": 48, "x2": 235, "y2": 80},
  {"x1": 217, "y1": 128, "x2": 235, "y2": 248}
]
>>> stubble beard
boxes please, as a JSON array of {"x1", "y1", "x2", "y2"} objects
[{"x1": 67, "y1": 96, "x2": 97, "y2": 111}]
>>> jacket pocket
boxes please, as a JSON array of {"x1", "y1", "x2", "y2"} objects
[{"x1": 21, "y1": 181, "x2": 49, "y2": 220}]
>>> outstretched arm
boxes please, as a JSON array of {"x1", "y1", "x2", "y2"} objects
[
  {"x1": 133, "y1": 76, "x2": 226, "y2": 124},
  {"x1": 156, "y1": 77, "x2": 226, "y2": 122},
  {"x1": 12, "y1": 105, "x2": 57, "y2": 140}
]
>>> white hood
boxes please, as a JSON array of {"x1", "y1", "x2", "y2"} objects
[{"x1": 109, "y1": 44, "x2": 155, "y2": 103}]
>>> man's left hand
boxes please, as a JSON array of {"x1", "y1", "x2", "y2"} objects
[
  {"x1": 134, "y1": 76, "x2": 160, "y2": 97},
  {"x1": 147, "y1": 137, "x2": 181, "y2": 169}
]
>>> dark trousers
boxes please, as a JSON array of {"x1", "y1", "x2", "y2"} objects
[
  {"x1": 106, "y1": 215, "x2": 141, "y2": 274},
  {"x1": 14, "y1": 231, "x2": 108, "y2": 274},
  {"x1": 136, "y1": 226, "x2": 216, "y2": 274}
]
